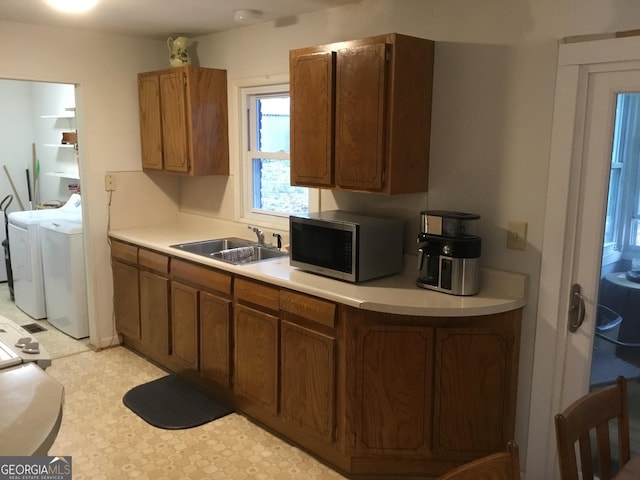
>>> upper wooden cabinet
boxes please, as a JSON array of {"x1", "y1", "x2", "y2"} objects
[
  {"x1": 138, "y1": 66, "x2": 229, "y2": 176},
  {"x1": 290, "y1": 33, "x2": 434, "y2": 194}
]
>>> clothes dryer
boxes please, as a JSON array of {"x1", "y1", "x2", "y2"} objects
[
  {"x1": 8, "y1": 194, "x2": 82, "y2": 319},
  {"x1": 40, "y1": 219, "x2": 88, "y2": 339}
]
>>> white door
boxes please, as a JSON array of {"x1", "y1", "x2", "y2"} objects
[
  {"x1": 561, "y1": 69, "x2": 640, "y2": 398},
  {"x1": 526, "y1": 36, "x2": 640, "y2": 480}
]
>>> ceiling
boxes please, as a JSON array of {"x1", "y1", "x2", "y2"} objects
[{"x1": 0, "y1": 0, "x2": 360, "y2": 40}]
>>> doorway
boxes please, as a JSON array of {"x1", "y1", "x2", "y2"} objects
[
  {"x1": 527, "y1": 37, "x2": 640, "y2": 480},
  {"x1": 0, "y1": 78, "x2": 88, "y2": 354},
  {"x1": 590, "y1": 92, "x2": 640, "y2": 456},
  {"x1": 0, "y1": 79, "x2": 80, "y2": 210}
]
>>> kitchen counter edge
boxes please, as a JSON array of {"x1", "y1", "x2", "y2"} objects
[{"x1": 108, "y1": 224, "x2": 527, "y2": 318}]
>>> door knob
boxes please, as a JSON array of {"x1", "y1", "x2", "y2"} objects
[{"x1": 568, "y1": 283, "x2": 586, "y2": 333}]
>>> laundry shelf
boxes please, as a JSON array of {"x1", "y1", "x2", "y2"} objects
[
  {"x1": 45, "y1": 172, "x2": 80, "y2": 180},
  {"x1": 43, "y1": 144, "x2": 76, "y2": 149},
  {"x1": 40, "y1": 108, "x2": 75, "y2": 119}
]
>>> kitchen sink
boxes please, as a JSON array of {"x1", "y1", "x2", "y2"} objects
[
  {"x1": 170, "y1": 237, "x2": 288, "y2": 264},
  {"x1": 211, "y1": 245, "x2": 288, "y2": 264},
  {"x1": 171, "y1": 237, "x2": 253, "y2": 256}
]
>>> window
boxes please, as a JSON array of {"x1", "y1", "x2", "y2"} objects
[
  {"x1": 604, "y1": 93, "x2": 640, "y2": 259},
  {"x1": 239, "y1": 83, "x2": 315, "y2": 227}
]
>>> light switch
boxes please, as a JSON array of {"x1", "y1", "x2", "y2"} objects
[{"x1": 507, "y1": 221, "x2": 527, "y2": 251}]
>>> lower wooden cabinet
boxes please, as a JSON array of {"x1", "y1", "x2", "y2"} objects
[
  {"x1": 171, "y1": 281, "x2": 199, "y2": 370},
  {"x1": 111, "y1": 240, "x2": 140, "y2": 340},
  {"x1": 233, "y1": 278, "x2": 279, "y2": 415},
  {"x1": 110, "y1": 237, "x2": 522, "y2": 479},
  {"x1": 281, "y1": 320, "x2": 336, "y2": 442},
  {"x1": 280, "y1": 290, "x2": 338, "y2": 445},
  {"x1": 233, "y1": 303, "x2": 279, "y2": 413},
  {"x1": 199, "y1": 291, "x2": 231, "y2": 386},
  {"x1": 433, "y1": 327, "x2": 517, "y2": 458},
  {"x1": 112, "y1": 259, "x2": 140, "y2": 339},
  {"x1": 341, "y1": 306, "x2": 521, "y2": 477},
  {"x1": 171, "y1": 258, "x2": 233, "y2": 376},
  {"x1": 138, "y1": 248, "x2": 170, "y2": 357},
  {"x1": 354, "y1": 324, "x2": 433, "y2": 456}
]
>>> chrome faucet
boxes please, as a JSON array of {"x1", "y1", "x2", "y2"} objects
[{"x1": 248, "y1": 225, "x2": 265, "y2": 244}]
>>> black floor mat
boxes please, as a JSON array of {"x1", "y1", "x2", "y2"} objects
[
  {"x1": 21, "y1": 323, "x2": 46, "y2": 333},
  {"x1": 123, "y1": 375, "x2": 233, "y2": 429}
]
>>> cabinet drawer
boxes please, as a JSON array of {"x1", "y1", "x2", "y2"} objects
[
  {"x1": 110, "y1": 239, "x2": 138, "y2": 265},
  {"x1": 280, "y1": 290, "x2": 336, "y2": 329},
  {"x1": 171, "y1": 259, "x2": 231, "y2": 295},
  {"x1": 234, "y1": 277, "x2": 279, "y2": 312},
  {"x1": 138, "y1": 248, "x2": 169, "y2": 274}
]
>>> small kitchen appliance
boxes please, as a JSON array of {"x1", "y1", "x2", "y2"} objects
[
  {"x1": 290, "y1": 210, "x2": 403, "y2": 283},
  {"x1": 416, "y1": 210, "x2": 481, "y2": 296}
]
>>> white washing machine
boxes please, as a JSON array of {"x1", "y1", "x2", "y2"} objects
[
  {"x1": 40, "y1": 219, "x2": 88, "y2": 339},
  {"x1": 8, "y1": 194, "x2": 82, "y2": 319}
]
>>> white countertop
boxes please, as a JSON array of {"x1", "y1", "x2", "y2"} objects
[{"x1": 109, "y1": 217, "x2": 528, "y2": 317}]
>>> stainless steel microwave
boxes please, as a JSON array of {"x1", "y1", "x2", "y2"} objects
[{"x1": 289, "y1": 211, "x2": 404, "y2": 283}]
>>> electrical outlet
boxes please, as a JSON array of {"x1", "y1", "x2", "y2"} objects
[
  {"x1": 105, "y1": 174, "x2": 116, "y2": 191},
  {"x1": 507, "y1": 221, "x2": 527, "y2": 250}
]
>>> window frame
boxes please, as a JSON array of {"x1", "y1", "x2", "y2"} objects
[{"x1": 234, "y1": 76, "x2": 318, "y2": 230}]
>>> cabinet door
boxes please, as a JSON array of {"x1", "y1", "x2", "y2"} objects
[
  {"x1": 139, "y1": 270, "x2": 170, "y2": 356},
  {"x1": 159, "y1": 71, "x2": 190, "y2": 173},
  {"x1": 290, "y1": 51, "x2": 335, "y2": 187},
  {"x1": 200, "y1": 291, "x2": 231, "y2": 386},
  {"x1": 355, "y1": 324, "x2": 433, "y2": 455},
  {"x1": 281, "y1": 320, "x2": 336, "y2": 442},
  {"x1": 112, "y1": 260, "x2": 140, "y2": 339},
  {"x1": 138, "y1": 74, "x2": 164, "y2": 170},
  {"x1": 171, "y1": 281, "x2": 199, "y2": 370},
  {"x1": 234, "y1": 303, "x2": 278, "y2": 414},
  {"x1": 432, "y1": 328, "x2": 515, "y2": 458},
  {"x1": 335, "y1": 43, "x2": 388, "y2": 191}
]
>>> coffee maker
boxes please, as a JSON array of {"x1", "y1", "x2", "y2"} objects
[{"x1": 416, "y1": 210, "x2": 481, "y2": 296}]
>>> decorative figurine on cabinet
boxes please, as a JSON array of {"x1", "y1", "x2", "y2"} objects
[{"x1": 167, "y1": 36, "x2": 191, "y2": 67}]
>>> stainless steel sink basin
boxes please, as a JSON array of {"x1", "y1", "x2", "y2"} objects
[
  {"x1": 170, "y1": 237, "x2": 253, "y2": 256},
  {"x1": 170, "y1": 237, "x2": 288, "y2": 264},
  {"x1": 211, "y1": 245, "x2": 288, "y2": 264}
]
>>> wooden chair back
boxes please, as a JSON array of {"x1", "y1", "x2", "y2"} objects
[
  {"x1": 554, "y1": 376, "x2": 630, "y2": 480},
  {"x1": 438, "y1": 441, "x2": 520, "y2": 480}
]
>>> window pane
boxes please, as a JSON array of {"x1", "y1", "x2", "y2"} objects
[
  {"x1": 256, "y1": 96, "x2": 290, "y2": 153},
  {"x1": 251, "y1": 158, "x2": 308, "y2": 215},
  {"x1": 604, "y1": 167, "x2": 621, "y2": 245},
  {"x1": 631, "y1": 219, "x2": 640, "y2": 247}
]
